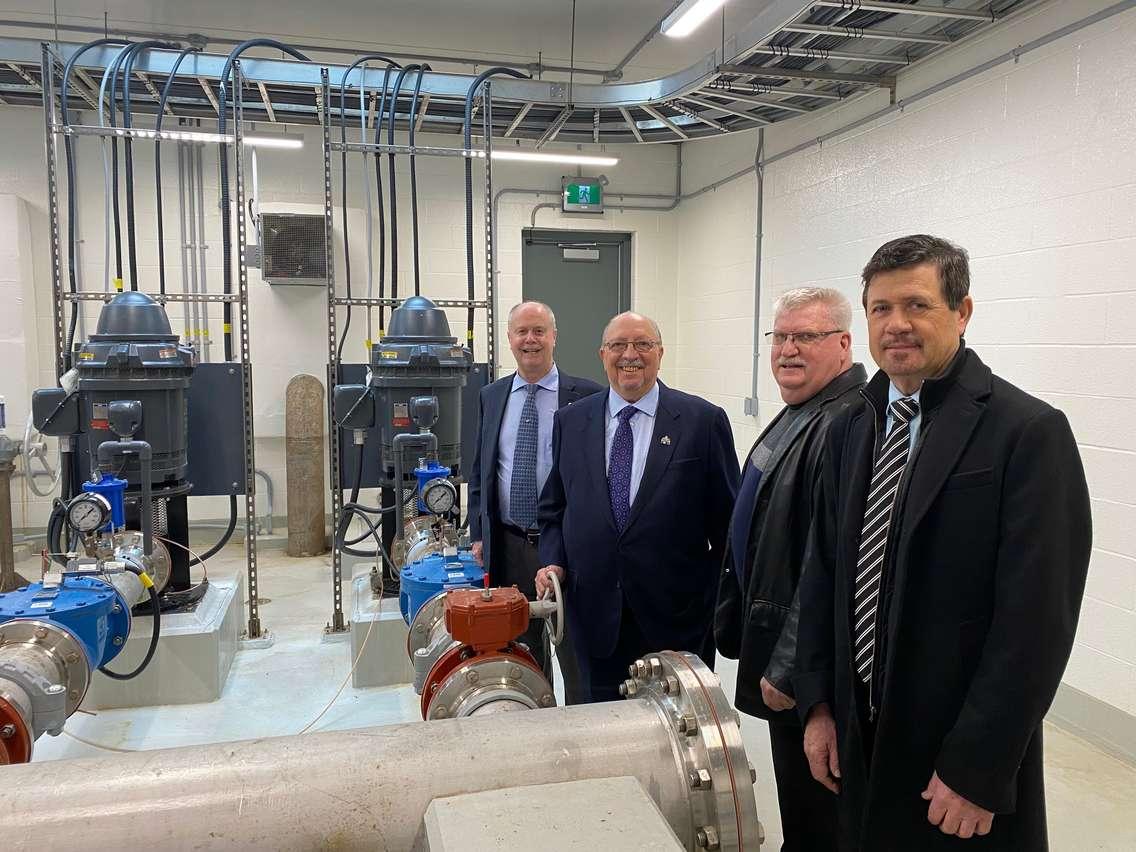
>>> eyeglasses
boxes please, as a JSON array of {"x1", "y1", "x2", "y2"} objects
[
  {"x1": 603, "y1": 340, "x2": 660, "y2": 354},
  {"x1": 764, "y1": 330, "x2": 843, "y2": 347}
]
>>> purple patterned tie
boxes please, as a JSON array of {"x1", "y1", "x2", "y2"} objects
[{"x1": 609, "y1": 405, "x2": 638, "y2": 533}]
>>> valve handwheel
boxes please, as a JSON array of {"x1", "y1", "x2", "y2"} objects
[
  {"x1": 22, "y1": 418, "x2": 61, "y2": 498},
  {"x1": 541, "y1": 568, "x2": 564, "y2": 647}
]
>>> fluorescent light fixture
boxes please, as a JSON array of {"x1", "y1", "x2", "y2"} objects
[
  {"x1": 104, "y1": 127, "x2": 234, "y2": 144},
  {"x1": 243, "y1": 133, "x2": 304, "y2": 149},
  {"x1": 661, "y1": 0, "x2": 728, "y2": 38},
  {"x1": 489, "y1": 150, "x2": 618, "y2": 167}
]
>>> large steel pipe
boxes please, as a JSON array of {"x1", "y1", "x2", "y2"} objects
[{"x1": 1, "y1": 652, "x2": 761, "y2": 850}]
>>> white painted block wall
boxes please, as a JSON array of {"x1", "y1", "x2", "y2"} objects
[
  {"x1": 675, "y1": 0, "x2": 1136, "y2": 716},
  {"x1": 0, "y1": 106, "x2": 678, "y2": 526}
]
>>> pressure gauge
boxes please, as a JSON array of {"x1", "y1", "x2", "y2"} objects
[
  {"x1": 66, "y1": 493, "x2": 112, "y2": 533},
  {"x1": 421, "y1": 478, "x2": 457, "y2": 516}
]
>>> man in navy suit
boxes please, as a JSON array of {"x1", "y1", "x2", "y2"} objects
[
  {"x1": 536, "y1": 311, "x2": 740, "y2": 703},
  {"x1": 467, "y1": 301, "x2": 603, "y2": 701}
]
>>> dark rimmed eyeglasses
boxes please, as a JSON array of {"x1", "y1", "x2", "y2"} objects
[
  {"x1": 764, "y1": 330, "x2": 843, "y2": 347},
  {"x1": 603, "y1": 340, "x2": 660, "y2": 354}
]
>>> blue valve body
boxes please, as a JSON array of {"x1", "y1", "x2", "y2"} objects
[
  {"x1": 0, "y1": 576, "x2": 132, "y2": 669},
  {"x1": 399, "y1": 550, "x2": 484, "y2": 625},
  {"x1": 82, "y1": 473, "x2": 128, "y2": 532},
  {"x1": 414, "y1": 460, "x2": 451, "y2": 513}
]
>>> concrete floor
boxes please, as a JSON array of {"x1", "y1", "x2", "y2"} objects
[{"x1": 20, "y1": 541, "x2": 1136, "y2": 851}]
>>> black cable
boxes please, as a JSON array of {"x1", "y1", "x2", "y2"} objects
[
  {"x1": 59, "y1": 38, "x2": 130, "y2": 370},
  {"x1": 372, "y1": 63, "x2": 400, "y2": 337},
  {"x1": 121, "y1": 40, "x2": 175, "y2": 292},
  {"x1": 154, "y1": 46, "x2": 200, "y2": 297},
  {"x1": 104, "y1": 41, "x2": 144, "y2": 290},
  {"x1": 407, "y1": 64, "x2": 431, "y2": 297},
  {"x1": 189, "y1": 494, "x2": 237, "y2": 565},
  {"x1": 388, "y1": 64, "x2": 424, "y2": 304},
  {"x1": 216, "y1": 39, "x2": 312, "y2": 361},
  {"x1": 463, "y1": 68, "x2": 528, "y2": 354},
  {"x1": 334, "y1": 56, "x2": 399, "y2": 368},
  {"x1": 98, "y1": 563, "x2": 160, "y2": 680}
]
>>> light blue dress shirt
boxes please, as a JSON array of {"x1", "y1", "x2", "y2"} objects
[
  {"x1": 497, "y1": 365, "x2": 559, "y2": 529},
  {"x1": 604, "y1": 382, "x2": 660, "y2": 508},
  {"x1": 885, "y1": 382, "x2": 923, "y2": 452}
]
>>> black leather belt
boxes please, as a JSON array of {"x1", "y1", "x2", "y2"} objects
[{"x1": 502, "y1": 524, "x2": 540, "y2": 547}]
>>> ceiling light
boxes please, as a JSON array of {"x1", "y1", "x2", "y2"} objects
[
  {"x1": 488, "y1": 150, "x2": 619, "y2": 167},
  {"x1": 243, "y1": 133, "x2": 304, "y2": 149},
  {"x1": 661, "y1": 0, "x2": 729, "y2": 39}
]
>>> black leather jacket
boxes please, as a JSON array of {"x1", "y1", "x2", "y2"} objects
[{"x1": 715, "y1": 364, "x2": 867, "y2": 723}]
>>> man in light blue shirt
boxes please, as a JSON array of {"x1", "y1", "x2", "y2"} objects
[{"x1": 467, "y1": 302, "x2": 603, "y2": 699}]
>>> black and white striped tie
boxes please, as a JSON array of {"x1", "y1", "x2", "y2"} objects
[{"x1": 853, "y1": 396, "x2": 919, "y2": 684}]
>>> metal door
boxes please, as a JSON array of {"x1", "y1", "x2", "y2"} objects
[{"x1": 520, "y1": 228, "x2": 632, "y2": 385}]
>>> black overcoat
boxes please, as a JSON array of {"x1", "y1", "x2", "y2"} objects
[{"x1": 794, "y1": 344, "x2": 1092, "y2": 851}]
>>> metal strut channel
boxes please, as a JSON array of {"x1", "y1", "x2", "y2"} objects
[
  {"x1": 482, "y1": 82, "x2": 496, "y2": 371},
  {"x1": 322, "y1": 66, "x2": 347, "y2": 635},
  {"x1": 40, "y1": 45, "x2": 66, "y2": 380},
  {"x1": 232, "y1": 60, "x2": 263, "y2": 640}
]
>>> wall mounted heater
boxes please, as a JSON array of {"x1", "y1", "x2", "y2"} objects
[{"x1": 260, "y1": 213, "x2": 328, "y2": 286}]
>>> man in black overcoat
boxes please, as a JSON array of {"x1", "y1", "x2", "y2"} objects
[{"x1": 794, "y1": 234, "x2": 1092, "y2": 851}]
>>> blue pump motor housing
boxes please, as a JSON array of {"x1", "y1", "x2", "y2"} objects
[
  {"x1": 0, "y1": 576, "x2": 132, "y2": 669},
  {"x1": 399, "y1": 550, "x2": 484, "y2": 625}
]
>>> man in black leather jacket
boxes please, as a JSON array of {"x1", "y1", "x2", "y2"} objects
[{"x1": 716, "y1": 287, "x2": 866, "y2": 851}]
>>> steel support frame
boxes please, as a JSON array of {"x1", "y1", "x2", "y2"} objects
[
  {"x1": 39, "y1": 43, "x2": 264, "y2": 640},
  {"x1": 322, "y1": 67, "x2": 497, "y2": 632}
]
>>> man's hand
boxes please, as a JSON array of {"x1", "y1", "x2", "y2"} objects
[
  {"x1": 803, "y1": 703, "x2": 841, "y2": 794},
  {"x1": 535, "y1": 564, "x2": 565, "y2": 598},
  {"x1": 760, "y1": 677, "x2": 796, "y2": 712},
  {"x1": 471, "y1": 540, "x2": 483, "y2": 566},
  {"x1": 922, "y1": 772, "x2": 994, "y2": 839}
]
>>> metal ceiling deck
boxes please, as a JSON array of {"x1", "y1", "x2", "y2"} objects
[{"x1": 0, "y1": 1, "x2": 1035, "y2": 144}]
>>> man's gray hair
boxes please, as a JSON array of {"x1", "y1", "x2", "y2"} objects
[
  {"x1": 508, "y1": 301, "x2": 557, "y2": 330},
  {"x1": 772, "y1": 287, "x2": 852, "y2": 331},
  {"x1": 601, "y1": 311, "x2": 663, "y2": 345}
]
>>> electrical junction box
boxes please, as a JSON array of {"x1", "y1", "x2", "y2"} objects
[{"x1": 561, "y1": 176, "x2": 603, "y2": 213}]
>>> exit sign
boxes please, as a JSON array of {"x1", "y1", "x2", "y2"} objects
[{"x1": 562, "y1": 178, "x2": 603, "y2": 213}]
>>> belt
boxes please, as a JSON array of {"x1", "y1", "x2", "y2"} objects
[{"x1": 502, "y1": 524, "x2": 540, "y2": 547}]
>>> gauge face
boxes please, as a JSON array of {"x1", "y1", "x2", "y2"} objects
[
  {"x1": 422, "y1": 478, "x2": 457, "y2": 516},
  {"x1": 67, "y1": 493, "x2": 111, "y2": 533}
]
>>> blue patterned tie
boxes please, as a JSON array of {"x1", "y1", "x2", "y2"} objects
[
  {"x1": 609, "y1": 406, "x2": 638, "y2": 533},
  {"x1": 509, "y1": 383, "x2": 540, "y2": 529}
]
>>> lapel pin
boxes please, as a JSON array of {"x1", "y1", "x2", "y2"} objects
[{"x1": 660, "y1": 435, "x2": 671, "y2": 445}]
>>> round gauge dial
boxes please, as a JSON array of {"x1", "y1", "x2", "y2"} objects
[
  {"x1": 421, "y1": 478, "x2": 457, "y2": 516},
  {"x1": 66, "y1": 493, "x2": 112, "y2": 533}
]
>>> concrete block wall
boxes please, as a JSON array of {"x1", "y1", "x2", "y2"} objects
[
  {"x1": 674, "y1": 0, "x2": 1136, "y2": 718},
  {"x1": 0, "y1": 106, "x2": 678, "y2": 526}
]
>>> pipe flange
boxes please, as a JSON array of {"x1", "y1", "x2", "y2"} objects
[
  {"x1": 115, "y1": 532, "x2": 172, "y2": 595},
  {"x1": 425, "y1": 650, "x2": 553, "y2": 720},
  {"x1": 622, "y1": 651, "x2": 760, "y2": 852},
  {"x1": 0, "y1": 619, "x2": 91, "y2": 725},
  {"x1": 407, "y1": 591, "x2": 448, "y2": 659},
  {"x1": 0, "y1": 688, "x2": 33, "y2": 764}
]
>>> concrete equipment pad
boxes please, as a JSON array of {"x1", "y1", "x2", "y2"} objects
[
  {"x1": 83, "y1": 576, "x2": 242, "y2": 709},
  {"x1": 415, "y1": 776, "x2": 685, "y2": 851},
  {"x1": 350, "y1": 568, "x2": 415, "y2": 688}
]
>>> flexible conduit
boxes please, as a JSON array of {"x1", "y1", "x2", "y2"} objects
[
  {"x1": 59, "y1": 38, "x2": 127, "y2": 368},
  {"x1": 154, "y1": 47, "x2": 200, "y2": 297},
  {"x1": 462, "y1": 67, "x2": 527, "y2": 356},
  {"x1": 216, "y1": 39, "x2": 311, "y2": 361}
]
